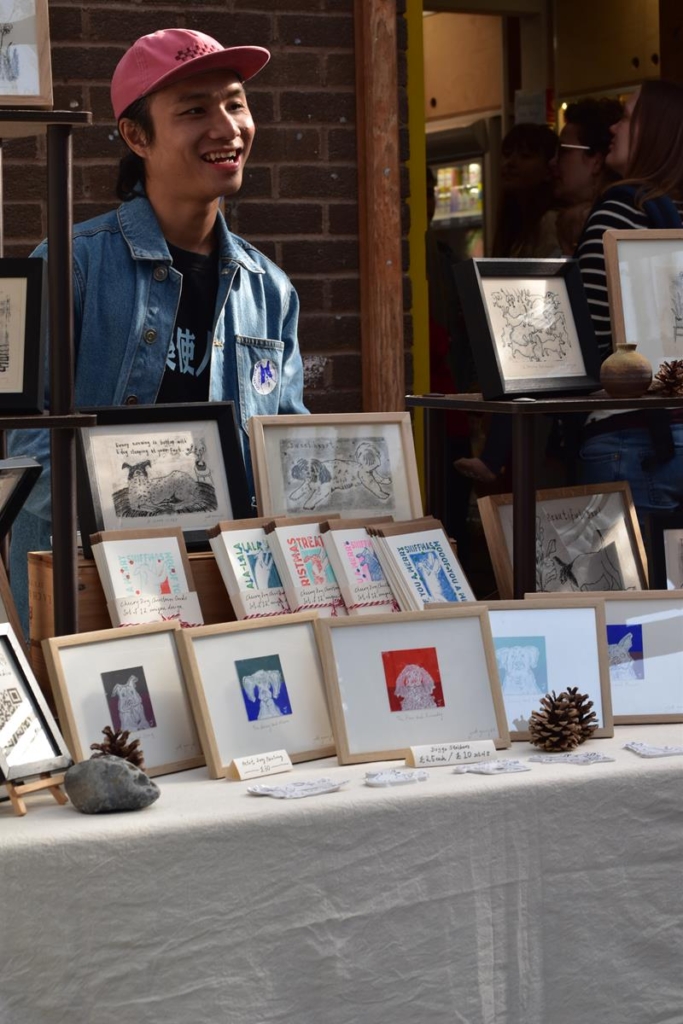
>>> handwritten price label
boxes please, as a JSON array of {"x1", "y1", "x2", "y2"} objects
[
  {"x1": 226, "y1": 749, "x2": 293, "y2": 781},
  {"x1": 405, "y1": 740, "x2": 496, "y2": 767}
]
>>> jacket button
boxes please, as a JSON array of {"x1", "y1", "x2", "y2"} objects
[
  {"x1": 125, "y1": 395, "x2": 139, "y2": 405},
  {"x1": 153, "y1": 265, "x2": 168, "y2": 281},
  {"x1": 144, "y1": 329, "x2": 157, "y2": 343}
]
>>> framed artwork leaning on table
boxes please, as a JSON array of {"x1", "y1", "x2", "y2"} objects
[
  {"x1": 77, "y1": 401, "x2": 251, "y2": 557},
  {"x1": 0, "y1": 623, "x2": 72, "y2": 785},
  {"x1": 486, "y1": 598, "x2": 613, "y2": 741},
  {"x1": 478, "y1": 482, "x2": 648, "y2": 600},
  {"x1": 42, "y1": 622, "x2": 204, "y2": 777},
  {"x1": 604, "y1": 228, "x2": 683, "y2": 369},
  {"x1": 249, "y1": 412, "x2": 423, "y2": 521},
  {"x1": 453, "y1": 258, "x2": 601, "y2": 399},
  {"x1": 0, "y1": 1, "x2": 53, "y2": 108},
  {"x1": 644, "y1": 512, "x2": 683, "y2": 591},
  {"x1": 175, "y1": 613, "x2": 335, "y2": 778},
  {"x1": 314, "y1": 606, "x2": 510, "y2": 765},
  {"x1": 0, "y1": 260, "x2": 46, "y2": 413},
  {"x1": 529, "y1": 591, "x2": 683, "y2": 724}
]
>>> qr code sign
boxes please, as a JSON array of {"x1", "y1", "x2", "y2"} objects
[{"x1": 0, "y1": 687, "x2": 22, "y2": 729}]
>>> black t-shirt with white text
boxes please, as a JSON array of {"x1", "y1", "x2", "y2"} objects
[{"x1": 156, "y1": 242, "x2": 219, "y2": 404}]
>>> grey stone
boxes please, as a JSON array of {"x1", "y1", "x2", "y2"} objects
[{"x1": 64, "y1": 756, "x2": 160, "y2": 814}]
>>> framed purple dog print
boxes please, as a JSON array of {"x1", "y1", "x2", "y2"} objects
[{"x1": 249, "y1": 413, "x2": 423, "y2": 521}]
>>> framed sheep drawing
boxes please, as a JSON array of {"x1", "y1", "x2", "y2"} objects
[
  {"x1": 453, "y1": 258, "x2": 601, "y2": 399},
  {"x1": 0, "y1": 1, "x2": 53, "y2": 109},
  {"x1": 249, "y1": 412, "x2": 423, "y2": 520},
  {"x1": 77, "y1": 402, "x2": 251, "y2": 556}
]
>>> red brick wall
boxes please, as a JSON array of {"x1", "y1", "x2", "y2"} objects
[{"x1": 3, "y1": 0, "x2": 411, "y2": 413}]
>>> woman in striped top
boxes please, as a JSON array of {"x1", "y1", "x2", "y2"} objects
[{"x1": 576, "y1": 80, "x2": 683, "y2": 524}]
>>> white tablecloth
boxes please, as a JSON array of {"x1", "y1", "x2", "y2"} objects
[{"x1": 1, "y1": 724, "x2": 682, "y2": 1024}]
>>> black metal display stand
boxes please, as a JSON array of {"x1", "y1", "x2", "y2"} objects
[
  {"x1": 0, "y1": 110, "x2": 94, "y2": 636},
  {"x1": 406, "y1": 391, "x2": 683, "y2": 599}
]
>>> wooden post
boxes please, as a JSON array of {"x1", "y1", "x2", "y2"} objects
[{"x1": 354, "y1": 0, "x2": 405, "y2": 412}]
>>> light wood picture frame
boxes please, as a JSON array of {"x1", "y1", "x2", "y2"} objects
[
  {"x1": 453, "y1": 257, "x2": 601, "y2": 399},
  {"x1": 42, "y1": 622, "x2": 204, "y2": 777},
  {"x1": 175, "y1": 613, "x2": 335, "y2": 778},
  {"x1": 0, "y1": 1, "x2": 53, "y2": 108},
  {"x1": 604, "y1": 228, "x2": 683, "y2": 368},
  {"x1": 249, "y1": 412, "x2": 423, "y2": 521},
  {"x1": 478, "y1": 482, "x2": 648, "y2": 600},
  {"x1": 0, "y1": 623, "x2": 71, "y2": 784},
  {"x1": 527, "y1": 590, "x2": 683, "y2": 724},
  {"x1": 315, "y1": 606, "x2": 510, "y2": 765},
  {"x1": 486, "y1": 598, "x2": 613, "y2": 741}
]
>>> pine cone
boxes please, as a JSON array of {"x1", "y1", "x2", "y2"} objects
[
  {"x1": 90, "y1": 725, "x2": 145, "y2": 768},
  {"x1": 528, "y1": 687, "x2": 598, "y2": 752},
  {"x1": 652, "y1": 360, "x2": 683, "y2": 396}
]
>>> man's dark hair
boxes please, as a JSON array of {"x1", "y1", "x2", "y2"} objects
[
  {"x1": 564, "y1": 97, "x2": 623, "y2": 155},
  {"x1": 116, "y1": 95, "x2": 155, "y2": 201}
]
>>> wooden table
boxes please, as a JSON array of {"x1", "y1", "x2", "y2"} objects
[{"x1": 406, "y1": 391, "x2": 683, "y2": 597}]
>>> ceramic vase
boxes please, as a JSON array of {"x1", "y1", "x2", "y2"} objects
[{"x1": 599, "y1": 343, "x2": 652, "y2": 399}]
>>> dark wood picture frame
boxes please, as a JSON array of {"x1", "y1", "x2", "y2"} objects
[
  {"x1": 0, "y1": 259, "x2": 46, "y2": 413},
  {"x1": 0, "y1": 457, "x2": 42, "y2": 541},
  {"x1": 0, "y1": 624, "x2": 72, "y2": 784},
  {"x1": 645, "y1": 511, "x2": 683, "y2": 590},
  {"x1": 454, "y1": 258, "x2": 601, "y2": 399},
  {"x1": 77, "y1": 402, "x2": 252, "y2": 557}
]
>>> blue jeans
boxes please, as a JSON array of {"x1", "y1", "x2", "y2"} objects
[{"x1": 579, "y1": 425, "x2": 683, "y2": 528}]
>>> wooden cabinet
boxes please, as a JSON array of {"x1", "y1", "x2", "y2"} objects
[{"x1": 556, "y1": 0, "x2": 660, "y2": 96}]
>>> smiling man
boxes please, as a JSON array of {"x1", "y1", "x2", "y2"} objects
[{"x1": 8, "y1": 28, "x2": 307, "y2": 629}]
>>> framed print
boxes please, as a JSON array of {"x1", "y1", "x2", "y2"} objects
[
  {"x1": 0, "y1": 623, "x2": 71, "y2": 784},
  {"x1": 453, "y1": 258, "x2": 601, "y2": 399},
  {"x1": 604, "y1": 229, "x2": 683, "y2": 367},
  {"x1": 0, "y1": 259, "x2": 46, "y2": 412},
  {"x1": 175, "y1": 613, "x2": 335, "y2": 778},
  {"x1": 0, "y1": 456, "x2": 41, "y2": 541},
  {"x1": 249, "y1": 412, "x2": 423, "y2": 520},
  {"x1": 315, "y1": 607, "x2": 509, "y2": 764},
  {"x1": 645, "y1": 512, "x2": 683, "y2": 589},
  {"x1": 77, "y1": 402, "x2": 252, "y2": 556},
  {"x1": 0, "y1": 559, "x2": 27, "y2": 655},
  {"x1": 478, "y1": 482, "x2": 648, "y2": 599},
  {"x1": 42, "y1": 622, "x2": 204, "y2": 777},
  {"x1": 528, "y1": 591, "x2": 683, "y2": 724},
  {"x1": 0, "y1": 1, "x2": 53, "y2": 108},
  {"x1": 487, "y1": 599, "x2": 613, "y2": 741}
]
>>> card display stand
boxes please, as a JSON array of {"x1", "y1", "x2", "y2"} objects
[
  {"x1": 4, "y1": 772, "x2": 68, "y2": 817},
  {"x1": 28, "y1": 550, "x2": 236, "y2": 708}
]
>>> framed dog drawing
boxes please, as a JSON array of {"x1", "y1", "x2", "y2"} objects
[
  {"x1": 249, "y1": 413, "x2": 423, "y2": 520},
  {"x1": 486, "y1": 598, "x2": 613, "y2": 740},
  {"x1": 77, "y1": 402, "x2": 252, "y2": 556},
  {"x1": 478, "y1": 482, "x2": 648, "y2": 599}
]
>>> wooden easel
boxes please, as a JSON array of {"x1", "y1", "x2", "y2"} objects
[{"x1": 4, "y1": 772, "x2": 68, "y2": 816}]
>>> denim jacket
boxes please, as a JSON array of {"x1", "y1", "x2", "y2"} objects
[
  {"x1": 8, "y1": 196, "x2": 306, "y2": 631},
  {"x1": 9, "y1": 194, "x2": 306, "y2": 519}
]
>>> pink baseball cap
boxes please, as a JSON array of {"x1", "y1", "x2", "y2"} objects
[{"x1": 111, "y1": 28, "x2": 271, "y2": 119}]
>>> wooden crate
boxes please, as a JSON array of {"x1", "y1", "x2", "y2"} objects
[{"x1": 28, "y1": 550, "x2": 235, "y2": 708}]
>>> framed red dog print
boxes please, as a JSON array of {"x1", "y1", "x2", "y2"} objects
[{"x1": 249, "y1": 413, "x2": 423, "y2": 521}]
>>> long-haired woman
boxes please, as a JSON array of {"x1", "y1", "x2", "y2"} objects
[{"x1": 576, "y1": 80, "x2": 683, "y2": 524}]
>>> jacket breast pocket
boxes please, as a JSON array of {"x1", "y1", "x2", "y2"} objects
[{"x1": 235, "y1": 336, "x2": 285, "y2": 435}]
